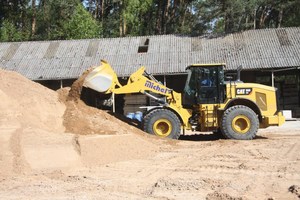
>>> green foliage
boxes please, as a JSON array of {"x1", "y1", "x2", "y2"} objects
[
  {"x1": 37, "y1": 0, "x2": 81, "y2": 40},
  {"x1": 33, "y1": 0, "x2": 102, "y2": 40},
  {"x1": 0, "y1": 0, "x2": 300, "y2": 41},
  {"x1": 213, "y1": 18, "x2": 225, "y2": 34},
  {"x1": 192, "y1": 0, "x2": 300, "y2": 34},
  {"x1": 0, "y1": 0, "x2": 31, "y2": 41},
  {"x1": 0, "y1": 20, "x2": 22, "y2": 42},
  {"x1": 122, "y1": 0, "x2": 153, "y2": 36},
  {"x1": 101, "y1": 1, "x2": 122, "y2": 38},
  {"x1": 64, "y1": 4, "x2": 101, "y2": 39}
]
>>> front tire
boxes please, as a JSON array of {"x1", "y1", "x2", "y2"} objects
[
  {"x1": 143, "y1": 109, "x2": 181, "y2": 139},
  {"x1": 221, "y1": 105, "x2": 259, "y2": 140}
]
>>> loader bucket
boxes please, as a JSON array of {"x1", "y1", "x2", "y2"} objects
[{"x1": 83, "y1": 60, "x2": 120, "y2": 93}]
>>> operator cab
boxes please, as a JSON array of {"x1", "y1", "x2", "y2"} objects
[{"x1": 182, "y1": 63, "x2": 226, "y2": 108}]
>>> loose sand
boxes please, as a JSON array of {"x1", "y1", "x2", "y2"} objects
[
  {"x1": 0, "y1": 68, "x2": 163, "y2": 175},
  {"x1": 0, "y1": 68, "x2": 299, "y2": 199},
  {"x1": 0, "y1": 69, "x2": 65, "y2": 132}
]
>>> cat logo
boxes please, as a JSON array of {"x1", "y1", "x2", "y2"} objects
[{"x1": 236, "y1": 88, "x2": 252, "y2": 95}]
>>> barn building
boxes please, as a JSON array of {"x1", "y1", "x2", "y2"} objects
[{"x1": 0, "y1": 27, "x2": 299, "y2": 117}]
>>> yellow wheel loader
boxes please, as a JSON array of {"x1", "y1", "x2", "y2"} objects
[{"x1": 83, "y1": 60, "x2": 285, "y2": 140}]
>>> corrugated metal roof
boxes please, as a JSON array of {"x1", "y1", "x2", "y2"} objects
[{"x1": 0, "y1": 27, "x2": 299, "y2": 80}]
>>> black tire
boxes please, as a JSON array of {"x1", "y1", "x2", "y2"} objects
[
  {"x1": 143, "y1": 109, "x2": 181, "y2": 139},
  {"x1": 221, "y1": 105, "x2": 259, "y2": 140}
]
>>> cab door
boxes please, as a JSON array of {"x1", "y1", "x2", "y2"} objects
[{"x1": 197, "y1": 66, "x2": 225, "y2": 104}]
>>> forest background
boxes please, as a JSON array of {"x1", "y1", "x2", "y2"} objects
[{"x1": 0, "y1": 0, "x2": 300, "y2": 42}]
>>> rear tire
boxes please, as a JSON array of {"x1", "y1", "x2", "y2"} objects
[
  {"x1": 143, "y1": 109, "x2": 181, "y2": 139},
  {"x1": 221, "y1": 105, "x2": 259, "y2": 140}
]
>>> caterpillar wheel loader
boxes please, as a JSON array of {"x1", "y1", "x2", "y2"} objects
[{"x1": 83, "y1": 60, "x2": 285, "y2": 140}]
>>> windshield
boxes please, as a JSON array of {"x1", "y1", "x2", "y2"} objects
[
  {"x1": 184, "y1": 67, "x2": 219, "y2": 92},
  {"x1": 182, "y1": 66, "x2": 225, "y2": 107}
]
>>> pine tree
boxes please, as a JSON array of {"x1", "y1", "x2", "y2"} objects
[{"x1": 64, "y1": 3, "x2": 101, "y2": 39}]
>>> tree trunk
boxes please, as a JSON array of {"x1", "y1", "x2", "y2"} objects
[
  {"x1": 119, "y1": 0, "x2": 126, "y2": 37},
  {"x1": 101, "y1": 0, "x2": 105, "y2": 23},
  {"x1": 20, "y1": 1, "x2": 26, "y2": 38},
  {"x1": 180, "y1": 4, "x2": 188, "y2": 31},
  {"x1": 253, "y1": 7, "x2": 256, "y2": 29},
  {"x1": 156, "y1": 1, "x2": 163, "y2": 34},
  {"x1": 163, "y1": 0, "x2": 171, "y2": 34},
  {"x1": 259, "y1": 6, "x2": 267, "y2": 28},
  {"x1": 95, "y1": 0, "x2": 99, "y2": 18},
  {"x1": 31, "y1": 0, "x2": 37, "y2": 38},
  {"x1": 278, "y1": 7, "x2": 283, "y2": 28},
  {"x1": 170, "y1": 0, "x2": 176, "y2": 24}
]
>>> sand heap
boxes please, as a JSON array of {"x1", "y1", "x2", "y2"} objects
[
  {"x1": 0, "y1": 68, "x2": 144, "y2": 136},
  {"x1": 0, "y1": 69, "x2": 65, "y2": 132},
  {"x1": 58, "y1": 87, "x2": 144, "y2": 135},
  {"x1": 0, "y1": 68, "x2": 162, "y2": 175}
]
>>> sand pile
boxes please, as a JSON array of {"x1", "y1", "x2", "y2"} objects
[
  {"x1": 0, "y1": 67, "x2": 145, "y2": 136},
  {"x1": 58, "y1": 86, "x2": 141, "y2": 135},
  {"x1": 0, "y1": 68, "x2": 162, "y2": 176},
  {"x1": 0, "y1": 69, "x2": 65, "y2": 132}
]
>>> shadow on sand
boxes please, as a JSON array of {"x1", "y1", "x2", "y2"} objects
[
  {"x1": 179, "y1": 133, "x2": 268, "y2": 141},
  {"x1": 107, "y1": 111, "x2": 269, "y2": 141},
  {"x1": 179, "y1": 133, "x2": 224, "y2": 141}
]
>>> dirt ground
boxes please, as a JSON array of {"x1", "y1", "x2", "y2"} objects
[{"x1": 0, "y1": 68, "x2": 300, "y2": 200}]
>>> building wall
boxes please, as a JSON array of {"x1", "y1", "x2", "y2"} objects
[{"x1": 237, "y1": 69, "x2": 300, "y2": 118}]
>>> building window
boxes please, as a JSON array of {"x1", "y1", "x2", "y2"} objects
[{"x1": 138, "y1": 38, "x2": 149, "y2": 53}]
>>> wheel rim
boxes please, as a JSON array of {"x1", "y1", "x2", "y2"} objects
[
  {"x1": 231, "y1": 115, "x2": 251, "y2": 134},
  {"x1": 153, "y1": 119, "x2": 172, "y2": 137}
]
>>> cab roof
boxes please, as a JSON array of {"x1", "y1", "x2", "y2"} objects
[{"x1": 188, "y1": 63, "x2": 226, "y2": 67}]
